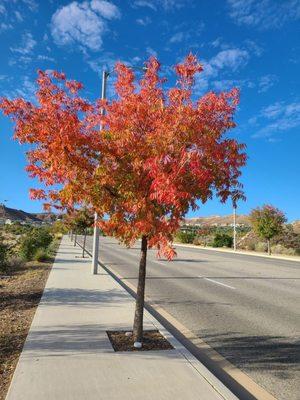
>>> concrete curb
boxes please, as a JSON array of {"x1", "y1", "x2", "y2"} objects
[
  {"x1": 75, "y1": 237, "x2": 278, "y2": 400},
  {"x1": 6, "y1": 238, "x2": 234, "y2": 400}
]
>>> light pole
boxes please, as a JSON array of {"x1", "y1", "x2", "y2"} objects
[
  {"x1": 233, "y1": 202, "x2": 237, "y2": 251},
  {"x1": 91, "y1": 70, "x2": 109, "y2": 275},
  {"x1": 232, "y1": 193, "x2": 239, "y2": 252},
  {"x1": 91, "y1": 66, "x2": 147, "y2": 275}
]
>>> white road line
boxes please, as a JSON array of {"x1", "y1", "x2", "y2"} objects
[{"x1": 200, "y1": 276, "x2": 236, "y2": 290}]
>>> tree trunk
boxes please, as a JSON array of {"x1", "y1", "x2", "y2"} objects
[
  {"x1": 133, "y1": 236, "x2": 148, "y2": 344},
  {"x1": 71, "y1": 230, "x2": 73, "y2": 241},
  {"x1": 267, "y1": 239, "x2": 271, "y2": 255},
  {"x1": 74, "y1": 233, "x2": 77, "y2": 246},
  {"x1": 82, "y1": 229, "x2": 87, "y2": 258}
]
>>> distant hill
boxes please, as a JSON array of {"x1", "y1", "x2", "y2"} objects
[
  {"x1": 0, "y1": 205, "x2": 58, "y2": 224},
  {"x1": 30, "y1": 212, "x2": 58, "y2": 223},
  {"x1": 292, "y1": 220, "x2": 300, "y2": 234},
  {"x1": 182, "y1": 214, "x2": 251, "y2": 227},
  {"x1": 0, "y1": 204, "x2": 41, "y2": 224}
]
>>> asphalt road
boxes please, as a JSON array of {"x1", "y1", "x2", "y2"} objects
[{"x1": 78, "y1": 235, "x2": 300, "y2": 400}]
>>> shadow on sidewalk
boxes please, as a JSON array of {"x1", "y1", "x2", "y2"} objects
[
  {"x1": 23, "y1": 323, "x2": 182, "y2": 360},
  {"x1": 40, "y1": 287, "x2": 132, "y2": 308}
]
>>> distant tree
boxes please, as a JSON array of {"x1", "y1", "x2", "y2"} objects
[
  {"x1": 249, "y1": 205, "x2": 286, "y2": 255},
  {"x1": 51, "y1": 220, "x2": 69, "y2": 235},
  {"x1": 65, "y1": 209, "x2": 94, "y2": 256},
  {"x1": 213, "y1": 233, "x2": 233, "y2": 248}
]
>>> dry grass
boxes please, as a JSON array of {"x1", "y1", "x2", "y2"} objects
[{"x1": 0, "y1": 243, "x2": 58, "y2": 400}]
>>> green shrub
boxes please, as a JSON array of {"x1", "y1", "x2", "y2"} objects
[
  {"x1": 51, "y1": 220, "x2": 69, "y2": 235},
  {"x1": 47, "y1": 239, "x2": 59, "y2": 256},
  {"x1": 7, "y1": 256, "x2": 24, "y2": 269},
  {"x1": 212, "y1": 233, "x2": 233, "y2": 248},
  {"x1": 271, "y1": 244, "x2": 295, "y2": 256},
  {"x1": 4, "y1": 223, "x2": 32, "y2": 236},
  {"x1": 0, "y1": 240, "x2": 8, "y2": 271},
  {"x1": 193, "y1": 235, "x2": 212, "y2": 246},
  {"x1": 19, "y1": 228, "x2": 53, "y2": 261},
  {"x1": 34, "y1": 248, "x2": 51, "y2": 262},
  {"x1": 255, "y1": 242, "x2": 268, "y2": 253},
  {"x1": 0, "y1": 242, "x2": 7, "y2": 264},
  {"x1": 175, "y1": 230, "x2": 197, "y2": 244},
  {"x1": 246, "y1": 243, "x2": 256, "y2": 251}
]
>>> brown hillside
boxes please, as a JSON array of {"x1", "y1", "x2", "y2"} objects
[
  {"x1": 0, "y1": 205, "x2": 41, "y2": 224},
  {"x1": 183, "y1": 214, "x2": 250, "y2": 226}
]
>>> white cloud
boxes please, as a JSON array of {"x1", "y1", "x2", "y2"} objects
[
  {"x1": 16, "y1": 76, "x2": 36, "y2": 99},
  {"x1": 211, "y1": 37, "x2": 222, "y2": 48},
  {"x1": 132, "y1": 0, "x2": 191, "y2": 11},
  {"x1": 14, "y1": 11, "x2": 23, "y2": 22},
  {"x1": 0, "y1": 22, "x2": 13, "y2": 31},
  {"x1": 0, "y1": 0, "x2": 38, "y2": 16},
  {"x1": 0, "y1": 0, "x2": 37, "y2": 34},
  {"x1": 0, "y1": 4, "x2": 6, "y2": 14},
  {"x1": 244, "y1": 39, "x2": 263, "y2": 56},
  {"x1": 21, "y1": 0, "x2": 38, "y2": 11},
  {"x1": 146, "y1": 46, "x2": 157, "y2": 57},
  {"x1": 169, "y1": 31, "x2": 185, "y2": 43},
  {"x1": 195, "y1": 48, "x2": 250, "y2": 93},
  {"x1": 228, "y1": 0, "x2": 300, "y2": 29},
  {"x1": 10, "y1": 32, "x2": 36, "y2": 55},
  {"x1": 37, "y1": 55, "x2": 56, "y2": 62},
  {"x1": 88, "y1": 52, "x2": 118, "y2": 73},
  {"x1": 136, "y1": 16, "x2": 152, "y2": 25},
  {"x1": 131, "y1": 56, "x2": 142, "y2": 63},
  {"x1": 212, "y1": 78, "x2": 254, "y2": 91},
  {"x1": 2, "y1": 76, "x2": 36, "y2": 101},
  {"x1": 210, "y1": 49, "x2": 249, "y2": 71},
  {"x1": 258, "y1": 74, "x2": 277, "y2": 93},
  {"x1": 51, "y1": 0, "x2": 120, "y2": 52},
  {"x1": 252, "y1": 101, "x2": 300, "y2": 138},
  {"x1": 90, "y1": 0, "x2": 120, "y2": 19}
]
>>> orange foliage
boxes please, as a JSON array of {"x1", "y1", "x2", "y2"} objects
[{"x1": 0, "y1": 54, "x2": 246, "y2": 259}]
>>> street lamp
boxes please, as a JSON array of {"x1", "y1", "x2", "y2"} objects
[
  {"x1": 232, "y1": 195, "x2": 238, "y2": 252},
  {"x1": 91, "y1": 65, "x2": 147, "y2": 275},
  {"x1": 91, "y1": 70, "x2": 109, "y2": 275}
]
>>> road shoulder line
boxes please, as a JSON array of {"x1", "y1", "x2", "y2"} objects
[{"x1": 76, "y1": 238, "x2": 278, "y2": 400}]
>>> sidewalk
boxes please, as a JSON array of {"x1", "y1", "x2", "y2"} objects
[{"x1": 6, "y1": 236, "x2": 237, "y2": 400}]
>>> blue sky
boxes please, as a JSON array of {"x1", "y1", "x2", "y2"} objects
[{"x1": 0, "y1": 0, "x2": 299, "y2": 220}]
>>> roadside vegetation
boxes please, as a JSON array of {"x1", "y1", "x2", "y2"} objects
[
  {"x1": 175, "y1": 205, "x2": 300, "y2": 256},
  {"x1": 0, "y1": 223, "x2": 63, "y2": 273},
  {"x1": 0, "y1": 222, "x2": 64, "y2": 399}
]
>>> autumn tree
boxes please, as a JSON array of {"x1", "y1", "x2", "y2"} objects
[
  {"x1": 0, "y1": 54, "x2": 246, "y2": 347},
  {"x1": 70, "y1": 209, "x2": 94, "y2": 257},
  {"x1": 250, "y1": 205, "x2": 286, "y2": 255}
]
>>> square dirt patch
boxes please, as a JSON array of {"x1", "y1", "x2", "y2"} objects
[{"x1": 107, "y1": 330, "x2": 174, "y2": 352}]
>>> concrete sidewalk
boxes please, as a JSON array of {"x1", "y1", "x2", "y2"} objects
[{"x1": 6, "y1": 236, "x2": 237, "y2": 400}]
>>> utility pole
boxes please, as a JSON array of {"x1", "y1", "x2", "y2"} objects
[
  {"x1": 233, "y1": 204, "x2": 237, "y2": 251},
  {"x1": 91, "y1": 70, "x2": 108, "y2": 275},
  {"x1": 91, "y1": 66, "x2": 146, "y2": 274},
  {"x1": 233, "y1": 198, "x2": 237, "y2": 252}
]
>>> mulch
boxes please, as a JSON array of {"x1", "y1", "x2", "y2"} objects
[
  {"x1": 0, "y1": 259, "x2": 53, "y2": 400},
  {"x1": 107, "y1": 330, "x2": 174, "y2": 352}
]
